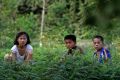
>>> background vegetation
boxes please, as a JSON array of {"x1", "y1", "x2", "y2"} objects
[{"x1": 0, "y1": 0, "x2": 120, "y2": 80}]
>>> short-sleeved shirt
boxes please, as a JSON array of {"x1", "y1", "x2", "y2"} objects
[
  {"x1": 93, "y1": 47, "x2": 111, "y2": 64},
  {"x1": 11, "y1": 44, "x2": 33, "y2": 62}
]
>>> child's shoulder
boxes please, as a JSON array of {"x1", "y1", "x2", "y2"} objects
[
  {"x1": 11, "y1": 45, "x2": 17, "y2": 50},
  {"x1": 103, "y1": 47, "x2": 111, "y2": 57},
  {"x1": 103, "y1": 47, "x2": 110, "y2": 53},
  {"x1": 26, "y1": 44, "x2": 33, "y2": 50},
  {"x1": 76, "y1": 46, "x2": 84, "y2": 53}
]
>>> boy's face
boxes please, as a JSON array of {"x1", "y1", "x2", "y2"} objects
[
  {"x1": 93, "y1": 38, "x2": 103, "y2": 51},
  {"x1": 64, "y1": 39, "x2": 76, "y2": 49}
]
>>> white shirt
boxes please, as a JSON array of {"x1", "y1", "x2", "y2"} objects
[{"x1": 11, "y1": 44, "x2": 33, "y2": 62}]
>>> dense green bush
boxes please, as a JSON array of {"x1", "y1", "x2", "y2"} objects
[
  {"x1": 0, "y1": 0, "x2": 120, "y2": 80},
  {"x1": 0, "y1": 46, "x2": 120, "y2": 80}
]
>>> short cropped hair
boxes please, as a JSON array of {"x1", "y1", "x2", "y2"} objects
[
  {"x1": 93, "y1": 35, "x2": 104, "y2": 43},
  {"x1": 64, "y1": 34, "x2": 76, "y2": 43},
  {"x1": 14, "y1": 31, "x2": 30, "y2": 45}
]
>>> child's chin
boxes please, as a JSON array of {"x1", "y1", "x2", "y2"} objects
[
  {"x1": 95, "y1": 47, "x2": 99, "y2": 50},
  {"x1": 96, "y1": 48, "x2": 102, "y2": 51},
  {"x1": 67, "y1": 47, "x2": 72, "y2": 49},
  {"x1": 20, "y1": 44, "x2": 25, "y2": 46}
]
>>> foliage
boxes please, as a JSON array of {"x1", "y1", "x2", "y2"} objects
[
  {"x1": 0, "y1": 46, "x2": 120, "y2": 80},
  {"x1": 0, "y1": 0, "x2": 120, "y2": 80},
  {"x1": 1, "y1": 0, "x2": 120, "y2": 47}
]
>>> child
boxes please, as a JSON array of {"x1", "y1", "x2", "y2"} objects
[
  {"x1": 93, "y1": 35, "x2": 111, "y2": 64},
  {"x1": 61, "y1": 34, "x2": 84, "y2": 61},
  {"x1": 4, "y1": 31, "x2": 33, "y2": 64}
]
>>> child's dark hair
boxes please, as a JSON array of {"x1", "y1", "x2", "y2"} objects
[
  {"x1": 93, "y1": 35, "x2": 104, "y2": 43},
  {"x1": 14, "y1": 31, "x2": 30, "y2": 45},
  {"x1": 64, "y1": 34, "x2": 76, "y2": 42}
]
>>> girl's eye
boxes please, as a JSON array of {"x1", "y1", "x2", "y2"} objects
[{"x1": 97, "y1": 42, "x2": 100, "y2": 44}]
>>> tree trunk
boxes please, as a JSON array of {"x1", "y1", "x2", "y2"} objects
[{"x1": 40, "y1": 0, "x2": 45, "y2": 47}]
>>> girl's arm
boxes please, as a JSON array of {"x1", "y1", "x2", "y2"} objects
[
  {"x1": 24, "y1": 45, "x2": 33, "y2": 64},
  {"x1": 11, "y1": 52, "x2": 16, "y2": 61},
  {"x1": 24, "y1": 52, "x2": 32, "y2": 64}
]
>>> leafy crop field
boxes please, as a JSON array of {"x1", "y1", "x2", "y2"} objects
[
  {"x1": 0, "y1": 43, "x2": 120, "y2": 80},
  {"x1": 1, "y1": 0, "x2": 120, "y2": 80}
]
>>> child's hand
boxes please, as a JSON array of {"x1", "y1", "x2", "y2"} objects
[{"x1": 4, "y1": 53, "x2": 13, "y2": 62}]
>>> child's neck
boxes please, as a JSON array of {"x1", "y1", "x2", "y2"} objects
[
  {"x1": 96, "y1": 47, "x2": 103, "y2": 52},
  {"x1": 18, "y1": 45, "x2": 25, "y2": 49},
  {"x1": 72, "y1": 46, "x2": 77, "y2": 49}
]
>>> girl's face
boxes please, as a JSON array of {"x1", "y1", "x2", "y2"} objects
[
  {"x1": 93, "y1": 38, "x2": 103, "y2": 51},
  {"x1": 17, "y1": 34, "x2": 27, "y2": 46},
  {"x1": 65, "y1": 39, "x2": 76, "y2": 49}
]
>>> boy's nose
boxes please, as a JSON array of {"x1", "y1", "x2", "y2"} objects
[
  {"x1": 95, "y1": 44, "x2": 98, "y2": 46},
  {"x1": 66, "y1": 44, "x2": 70, "y2": 47}
]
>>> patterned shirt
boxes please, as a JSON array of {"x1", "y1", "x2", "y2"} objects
[{"x1": 93, "y1": 48, "x2": 111, "y2": 64}]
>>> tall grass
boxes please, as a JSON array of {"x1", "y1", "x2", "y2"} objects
[{"x1": 0, "y1": 43, "x2": 120, "y2": 80}]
